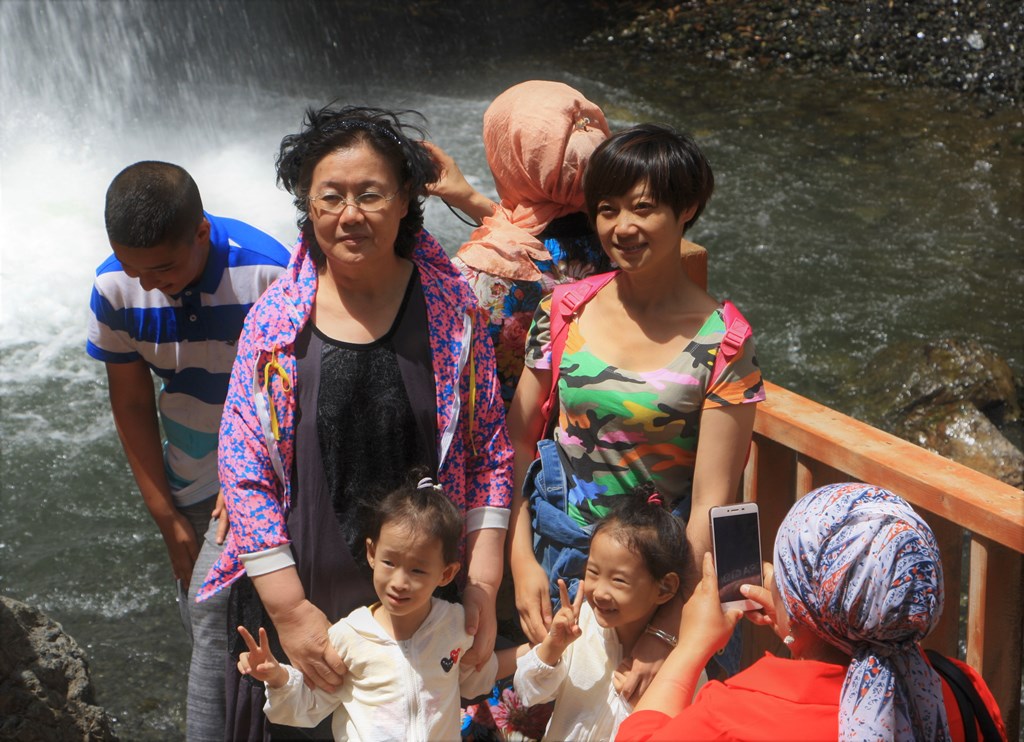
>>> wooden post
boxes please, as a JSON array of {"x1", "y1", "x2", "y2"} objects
[
  {"x1": 750, "y1": 380, "x2": 1023, "y2": 738},
  {"x1": 921, "y1": 516, "x2": 965, "y2": 660},
  {"x1": 978, "y1": 537, "x2": 1023, "y2": 734},
  {"x1": 681, "y1": 239, "x2": 707, "y2": 290},
  {"x1": 742, "y1": 434, "x2": 796, "y2": 666}
]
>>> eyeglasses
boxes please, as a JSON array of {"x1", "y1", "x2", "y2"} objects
[{"x1": 309, "y1": 190, "x2": 398, "y2": 216}]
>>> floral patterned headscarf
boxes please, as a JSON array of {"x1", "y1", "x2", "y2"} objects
[
  {"x1": 456, "y1": 80, "x2": 609, "y2": 281},
  {"x1": 774, "y1": 483, "x2": 950, "y2": 741}
]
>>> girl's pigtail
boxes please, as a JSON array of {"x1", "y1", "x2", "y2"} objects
[
  {"x1": 416, "y1": 477, "x2": 444, "y2": 495},
  {"x1": 634, "y1": 480, "x2": 666, "y2": 510}
]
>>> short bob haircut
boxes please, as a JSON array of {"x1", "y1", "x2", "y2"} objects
[
  {"x1": 276, "y1": 104, "x2": 439, "y2": 267},
  {"x1": 364, "y1": 466, "x2": 463, "y2": 565},
  {"x1": 104, "y1": 161, "x2": 204, "y2": 248},
  {"x1": 591, "y1": 481, "x2": 693, "y2": 587},
  {"x1": 583, "y1": 123, "x2": 714, "y2": 233}
]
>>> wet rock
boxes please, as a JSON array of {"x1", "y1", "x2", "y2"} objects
[
  {"x1": 0, "y1": 596, "x2": 117, "y2": 741},
  {"x1": 840, "y1": 338, "x2": 1023, "y2": 488},
  {"x1": 899, "y1": 401, "x2": 1023, "y2": 488},
  {"x1": 860, "y1": 337, "x2": 1019, "y2": 425}
]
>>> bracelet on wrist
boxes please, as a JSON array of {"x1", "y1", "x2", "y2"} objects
[{"x1": 645, "y1": 625, "x2": 678, "y2": 647}]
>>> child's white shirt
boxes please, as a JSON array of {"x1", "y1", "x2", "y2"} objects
[
  {"x1": 264, "y1": 598, "x2": 497, "y2": 741},
  {"x1": 514, "y1": 601, "x2": 707, "y2": 742}
]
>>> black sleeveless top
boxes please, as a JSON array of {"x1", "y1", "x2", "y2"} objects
[{"x1": 287, "y1": 267, "x2": 438, "y2": 621}]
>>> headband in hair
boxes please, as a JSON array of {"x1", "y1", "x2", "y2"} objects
[{"x1": 320, "y1": 118, "x2": 404, "y2": 147}]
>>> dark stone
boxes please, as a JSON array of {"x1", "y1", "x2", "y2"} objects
[
  {"x1": 839, "y1": 338, "x2": 1023, "y2": 488},
  {"x1": 867, "y1": 338, "x2": 1019, "y2": 427},
  {"x1": 0, "y1": 596, "x2": 117, "y2": 741},
  {"x1": 898, "y1": 401, "x2": 1024, "y2": 489}
]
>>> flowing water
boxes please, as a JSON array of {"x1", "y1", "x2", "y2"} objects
[{"x1": 1, "y1": 1, "x2": 1021, "y2": 737}]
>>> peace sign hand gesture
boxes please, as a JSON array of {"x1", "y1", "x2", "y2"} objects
[
  {"x1": 536, "y1": 579, "x2": 584, "y2": 666},
  {"x1": 237, "y1": 625, "x2": 289, "y2": 689}
]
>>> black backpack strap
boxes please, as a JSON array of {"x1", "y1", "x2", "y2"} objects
[{"x1": 925, "y1": 649, "x2": 1001, "y2": 741}]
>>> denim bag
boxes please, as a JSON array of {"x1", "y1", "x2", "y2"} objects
[{"x1": 524, "y1": 439, "x2": 591, "y2": 607}]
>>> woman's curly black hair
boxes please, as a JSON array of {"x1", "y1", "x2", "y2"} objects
[{"x1": 276, "y1": 104, "x2": 439, "y2": 266}]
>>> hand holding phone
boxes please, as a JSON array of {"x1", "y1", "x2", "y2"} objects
[{"x1": 709, "y1": 503, "x2": 763, "y2": 612}]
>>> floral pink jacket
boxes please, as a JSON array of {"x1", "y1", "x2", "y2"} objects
[{"x1": 198, "y1": 230, "x2": 512, "y2": 601}]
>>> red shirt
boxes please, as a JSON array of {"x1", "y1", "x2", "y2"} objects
[{"x1": 617, "y1": 653, "x2": 1006, "y2": 742}]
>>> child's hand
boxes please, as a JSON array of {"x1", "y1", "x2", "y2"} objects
[
  {"x1": 237, "y1": 626, "x2": 288, "y2": 689},
  {"x1": 549, "y1": 579, "x2": 584, "y2": 646},
  {"x1": 536, "y1": 579, "x2": 583, "y2": 665}
]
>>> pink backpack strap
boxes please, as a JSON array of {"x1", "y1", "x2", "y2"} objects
[
  {"x1": 710, "y1": 300, "x2": 752, "y2": 386},
  {"x1": 541, "y1": 271, "x2": 619, "y2": 428},
  {"x1": 713, "y1": 300, "x2": 754, "y2": 466}
]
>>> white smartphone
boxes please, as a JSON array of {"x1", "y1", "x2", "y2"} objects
[{"x1": 709, "y1": 502, "x2": 763, "y2": 611}]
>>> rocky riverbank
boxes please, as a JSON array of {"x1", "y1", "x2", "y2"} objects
[
  {"x1": 1, "y1": 597, "x2": 116, "y2": 740},
  {"x1": 585, "y1": 0, "x2": 1023, "y2": 107}
]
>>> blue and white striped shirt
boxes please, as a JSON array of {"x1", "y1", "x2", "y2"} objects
[{"x1": 87, "y1": 213, "x2": 290, "y2": 506}]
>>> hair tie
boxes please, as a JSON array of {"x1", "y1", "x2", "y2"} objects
[
  {"x1": 647, "y1": 491, "x2": 663, "y2": 507},
  {"x1": 416, "y1": 477, "x2": 442, "y2": 494}
]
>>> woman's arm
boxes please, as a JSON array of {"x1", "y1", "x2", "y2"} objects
[
  {"x1": 632, "y1": 554, "x2": 743, "y2": 717},
  {"x1": 212, "y1": 322, "x2": 347, "y2": 690},
  {"x1": 462, "y1": 526, "x2": 505, "y2": 669},
  {"x1": 198, "y1": 323, "x2": 295, "y2": 604},
  {"x1": 460, "y1": 304, "x2": 513, "y2": 668},
  {"x1": 462, "y1": 304, "x2": 514, "y2": 513},
  {"x1": 215, "y1": 337, "x2": 294, "y2": 563},
  {"x1": 506, "y1": 364, "x2": 555, "y2": 644},
  {"x1": 618, "y1": 592, "x2": 683, "y2": 703},
  {"x1": 250, "y1": 567, "x2": 346, "y2": 691},
  {"x1": 422, "y1": 141, "x2": 497, "y2": 224},
  {"x1": 688, "y1": 403, "x2": 757, "y2": 562}
]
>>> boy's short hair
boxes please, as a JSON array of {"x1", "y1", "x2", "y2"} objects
[
  {"x1": 365, "y1": 467, "x2": 463, "y2": 564},
  {"x1": 104, "y1": 161, "x2": 204, "y2": 248}
]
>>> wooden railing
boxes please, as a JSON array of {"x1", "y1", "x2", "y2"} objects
[{"x1": 742, "y1": 381, "x2": 1024, "y2": 737}]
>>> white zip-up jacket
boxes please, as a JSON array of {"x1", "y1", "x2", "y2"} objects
[
  {"x1": 514, "y1": 602, "x2": 708, "y2": 742},
  {"x1": 265, "y1": 598, "x2": 497, "y2": 741}
]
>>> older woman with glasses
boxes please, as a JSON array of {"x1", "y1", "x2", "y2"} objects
[{"x1": 197, "y1": 105, "x2": 513, "y2": 739}]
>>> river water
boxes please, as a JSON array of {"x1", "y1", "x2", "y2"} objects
[{"x1": 1, "y1": 1, "x2": 1021, "y2": 737}]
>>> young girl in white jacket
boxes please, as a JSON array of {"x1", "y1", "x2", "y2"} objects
[
  {"x1": 237, "y1": 469, "x2": 518, "y2": 741},
  {"x1": 514, "y1": 484, "x2": 707, "y2": 741}
]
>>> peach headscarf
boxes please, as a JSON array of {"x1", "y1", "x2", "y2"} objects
[{"x1": 456, "y1": 80, "x2": 610, "y2": 281}]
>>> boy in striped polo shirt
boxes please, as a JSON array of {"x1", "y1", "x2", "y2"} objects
[{"x1": 86, "y1": 161, "x2": 290, "y2": 741}]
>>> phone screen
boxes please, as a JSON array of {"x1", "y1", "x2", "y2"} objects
[{"x1": 713, "y1": 511, "x2": 761, "y2": 604}]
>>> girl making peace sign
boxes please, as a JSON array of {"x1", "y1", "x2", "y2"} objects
[{"x1": 513, "y1": 485, "x2": 706, "y2": 741}]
